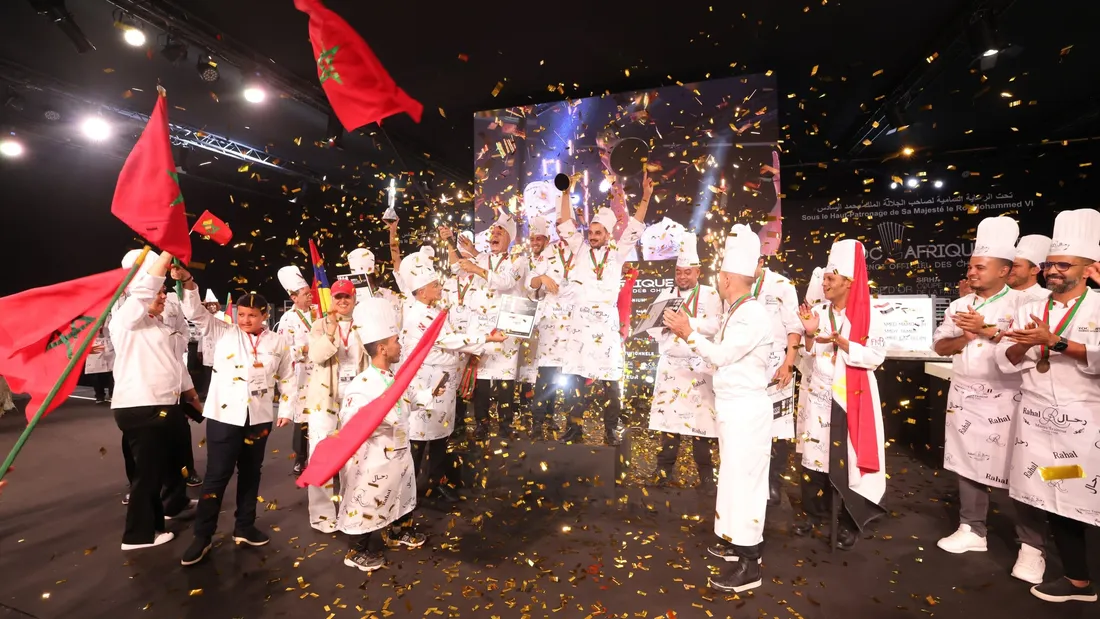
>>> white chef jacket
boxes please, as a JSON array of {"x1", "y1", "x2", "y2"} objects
[
  {"x1": 461, "y1": 249, "x2": 528, "y2": 381},
  {"x1": 1018, "y1": 282, "x2": 1051, "y2": 302},
  {"x1": 109, "y1": 274, "x2": 194, "y2": 409},
  {"x1": 521, "y1": 245, "x2": 574, "y2": 376},
  {"x1": 181, "y1": 287, "x2": 297, "y2": 426},
  {"x1": 556, "y1": 218, "x2": 644, "y2": 305},
  {"x1": 934, "y1": 287, "x2": 1028, "y2": 382},
  {"x1": 686, "y1": 299, "x2": 774, "y2": 400},
  {"x1": 754, "y1": 268, "x2": 802, "y2": 402},
  {"x1": 84, "y1": 324, "x2": 115, "y2": 375},
  {"x1": 276, "y1": 308, "x2": 314, "y2": 422}
]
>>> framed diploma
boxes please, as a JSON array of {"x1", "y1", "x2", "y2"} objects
[{"x1": 495, "y1": 295, "x2": 540, "y2": 338}]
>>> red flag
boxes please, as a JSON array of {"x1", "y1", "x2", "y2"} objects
[
  {"x1": 294, "y1": 0, "x2": 423, "y2": 130},
  {"x1": 843, "y1": 243, "x2": 881, "y2": 475},
  {"x1": 0, "y1": 269, "x2": 128, "y2": 420},
  {"x1": 110, "y1": 92, "x2": 192, "y2": 264},
  {"x1": 618, "y1": 267, "x2": 638, "y2": 341},
  {"x1": 297, "y1": 309, "x2": 448, "y2": 488},
  {"x1": 190, "y1": 210, "x2": 233, "y2": 245}
]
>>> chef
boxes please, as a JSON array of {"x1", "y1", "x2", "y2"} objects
[
  {"x1": 1010, "y1": 235, "x2": 1052, "y2": 301},
  {"x1": 646, "y1": 232, "x2": 722, "y2": 489},
  {"x1": 557, "y1": 175, "x2": 650, "y2": 445},
  {"x1": 931, "y1": 217, "x2": 1049, "y2": 584},
  {"x1": 521, "y1": 216, "x2": 571, "y2": 439},
  {"x1": 174, "y1": 266, "x2": 298, "y2": 567},
  {"x1": 348, "y1": 247, "x2": 403, "y2": 322},
  {"x1": 997, "y1": 208, "x2": 1100, "y2": 604},
  {"x1": 441, "y1": 213, "x2": 526, "y2": 441},
  {"x1": 399, "y1": 250, "x2": 505, "y2": 503},
  {"x1": 663, "y1": 225, "x2": 773, "y2": 593},
  {"x1": 794, "y1": 238, "x2": 888, "y2": 551},
  {"x1": 275, "y1": 265, "x2": 315, "y2": 477},
  {"x1": 794, "y1": 266, "x2": 825, "y2": 457},
  {"x1": 303, "y1": 278, "x2": 369, "y2": 533},
  {"x1": 85, "y1": 320, "x2": 114, "y2": 405},
  {"x1": 337, "y1": 297, "x2": 425, "y2": 573},
  {"x1": 197, "y1": 289, "x2": 222, "y2": 396},
  {"x1": 750, "y1": 242, "x2": 803, "y2": 506}
]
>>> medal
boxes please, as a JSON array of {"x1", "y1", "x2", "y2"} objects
[
  {"x1": 253, "y1": 361, "x2": 264, "y2": 369},
  {"x1": 1036, "y1": 358, "x2": 1050, "y2": 373}
]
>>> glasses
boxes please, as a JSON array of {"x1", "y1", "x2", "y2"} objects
[{"x1": 1040, "y1": 261, "x2": 1081, "y2": 273}]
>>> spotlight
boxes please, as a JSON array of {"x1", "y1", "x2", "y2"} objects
[
  {"x1": 44, "y1": 109, "x2": 61, "y2": 121},
  {"x1": 905, "y1": 177, "x2": 919, "y2": 188},
  {"x1": 196, "y1": 55, "x2": 219, "y2": 82},
  {"x1": 81, "y1": 117, "x2": 110, "y2": 141},
  {"x1": 966, "y1": 9, "x2": 1001, "y2": 58},
  {"x1": 160, "y1": 38, "x2": 188, "y2": 64},
  {"x1": 598, "y1": 177, "x2": 612, "y2": 192},
  {"x1": 890, "y1": 182, "x2": 898, "y2": 190},
  {"x1": 122, "y1": 27, "x2": 145, "y2": 47},
  {"x1": 901, "y1": 146, "x2": 915, "y2": 157},
  {"x1": 933, "y1": 180, "x2": 944, "y2": 189},
  {"x1": 243, "y1": 86, "x2": 266, "y2": 103},
  {"x1": 0, "y1": 139, "x2": 24, "y2": 158}
]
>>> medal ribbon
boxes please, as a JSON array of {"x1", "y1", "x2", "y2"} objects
[
  {"x1": 247, "y1": 331, "x2": 264, "y2": 364},
  {"x1": 972, "y1": 285, "x2": 1010, "y2": 311},
  {"x1": 457, "y1": 278, "x2": 473, "y2": 305},
  {"x1": 719, "y1": 293, "x2": 753, "y2": 340},
  {"x1": 827, "y1": 305, "x2": 847, "y2": 359},
  {"x1": 1041, "y1": 288, "x2": 1088, "y2": 361},
  {"x1": 557, "y1": 245, "x2": 576, "y2": 279},
  {"x1": 294, "y1": 309, "x2": 313, "y2": 329},
  {"x1": 681, "y1": 285, "x2": 700, "y2": 318},
  {"x1": 590, "y1": 247, "x2": 610, "y2": 280},
  {"x1": 488, "y1": 254, "x2": 506, "y2": 273},
  {"x1": 752, "y1": 274, "x2": 764, "y2": 299}
]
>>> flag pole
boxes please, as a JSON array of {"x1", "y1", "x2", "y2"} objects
[{"x1": 0, "y1": 246, "x2": 152, "y2": 483}]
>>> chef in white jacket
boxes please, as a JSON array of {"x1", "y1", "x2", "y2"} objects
[
  {"x1": 521, "y1": 216, "x2": 573, "y2": 439},
  {"x1": 399, "y1": 250, "x2": 505, "y2": 502},
  {"x1": 646, "y1": 232, "x2": 721, "y2": 489},
  {"x1": 275, "y1": 266, "x2": 315, "y2": 476},
  {"x1": 997, "y1": 208, "x2": 1100, "y2": 604},
  {"x1": 337, "y1": 297, "x2": 425, "y2": 572},
  {"x1": 931, "y1": 217, "x2": 1049, "y2": 584},
  {"x1": 794, "y1": 266, "x2": 825, "y2": 457},
  {"x1": 794, "y1": 238, "x2": 888, "y2": 551},
  {"x1": 441, "y1": 213, "x2": 526, "y2": 440},
  {"x1": 347, "y1": 247, "x2": 403, "y2": 323},
  {"x1": 197, "y1": 290, "x2": 221, "y2": 396},
  {"x1": 557, "y1": 175, "x2": 650, "y2": 445},
  {"x1": 85, "y1": 321, "x2": 114, "y2": 404},
  {"x1": 173, "y1": 265, "x2": 298, "y2": 567},
  {"x1": 663, "y1": 225, "x2": 773, "y2": 593},
  {"x1": 1010, "y1": 235, "x2": 1052, "y2": 301}
]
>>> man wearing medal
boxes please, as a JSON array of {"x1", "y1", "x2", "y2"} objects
[
  {"x1": 646, "y1": 232, "x2": 722, "y2": 489},
  {"x1": 663, "y1": 225, "x2": 774, "y2": 592},
  {"x1": 1010, "y1": 235, "x2": 1052, "y2": 301},
  {"x1": 276, "y1": 265, "x2": 315, "y2": 477},
  {"x1": 931, "y1": 217, "x2": 1048, "y2": 584},
  {"x1": 997, "y1": 208, "x2": 1100, "y2": 603}
]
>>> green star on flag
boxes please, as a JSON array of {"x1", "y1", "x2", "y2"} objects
[
  {"x1": 168, "y1": 171, "x2": 185, "y2": 207},
  {"x1": 317, "y1": 45, "x2": 342, "y2": 85}
]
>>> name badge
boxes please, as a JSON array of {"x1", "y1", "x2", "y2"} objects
[{"x1": 248, "y1": 370, "x2": 268, "y2": 394}]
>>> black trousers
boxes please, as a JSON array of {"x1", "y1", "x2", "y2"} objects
[
  {"x1": 292, "y1": 421, "x2": 309, "y2": 467},
  {"x1": 770, "y1": 439, "x2": 794, "y2": 486},
  {"x1": 90, "y1": 373, "x2": 113, "y2": 401},
  {"x1": 531, "y1": 367, "x2": 566, "y2": 425},
  {"x1": 656, "y1": 432, "x2": 715, "y2": 477},
  {"x1": 566, "y1": 379, "x2": 622, "y2": 434},
  {"x1": 114, "y1": 406, "x2": 176, "y2": 545},
  {"x1": 192, "y1": 418, "x2": 272, "y2": 538},
  {"x1": 168, "y1": 405, "x2": 197, "y2": 481},
  {"x1": 350, "y1": 513, "x2": 412, "y2": 552},
  {"x1": 1049, "y1": 512, "x2": 1092, "y2": 581},
  {"x1": 411, "y1": 438, "x2": 449, "y2": 488},
  {"x1": 799, "y1": 466, "x2": 857, "y2": 530},
  {"x1": 121, "y1": 407, "x2": 190, "y2": 515},
  {"x1": 473, "y1": 379, "x2": 516, "y2": 428}
]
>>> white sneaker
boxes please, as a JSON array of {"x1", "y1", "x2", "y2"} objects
[
  {"x1": 936, "y1": 524, "x2": 988, "y2": 554},
  {"x1": 1012, "y1": 544, "x2": 1046, "y2": 584},
  {"x1": 121, "y1": 531, "x2": 175, "y2": 551}
]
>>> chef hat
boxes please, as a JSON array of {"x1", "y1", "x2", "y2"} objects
[
  {"x1": 353, "y1": 297, "x2": 399, "y2": 343},
  {"x1": 491, "y1": 212, "x2": 517, "y2": 244},
  {"x1": 1049, "y1": 208, "x2": 1100, "y2": 261},
  {"x1": 121, "y1": 249, "x2": 159, "y2": 270},
  {"x1": 676, "y1": 232, "x2": 701, "y2": 268},
  {"x1": 720, "y1": 224, "x2": 760, "y2": 277},
  {"x1": 1014, "y1": 235, "x2": 1051, "y2": 267},
  {"x1": 825, "y1": 239, "x2": 865, "y2": 279},
  {"x1": 347, "y1": 248, "x2": 376, "y2": 275},
  {"x1": 805, "y1": 266, "x2": 826, "y2": 306},
  {"x1": 591, "y1": 207, "x2": 618, "y2": 233},
  {"x1": 971, "y1": 216, "x2": 1019, "y2": 261},
  {"x1": 529, "y1": 216, "x2": 550, "y2": 238},
  {"x1": 204, "y1": 289, "x2": 218, "y2": 303},
  {"x1": 397, "y1": 250, "x2": 439, "y2": 294},
  {"x1": 277, "y1": 265, "x2": 309, "y2": 294},
  {"x1": 419, "y1": 245, "x2": 436, "y2": 259}
]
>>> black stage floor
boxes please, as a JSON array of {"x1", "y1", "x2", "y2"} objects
[{"x1": 0, "y1": 397, "x2": 1096, "y2": 619}]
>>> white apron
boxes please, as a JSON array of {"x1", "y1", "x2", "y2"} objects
[
  {"x1": 765, "y1": 348, "x2": 794, "y2": 439},
  {"x1": 469, "y1": 291, "x2": 521, "y2": 381},
  {"x1": 1010, "y1": 395, "x2": 1100, "y2": 526},
  {"x1": 562, "y1": 302, "x2": 623, "y2": 381},
  {"x1": 408, "y1": 362, "x2": 461, "y2": 441},
  {"x1": 943, "y1": 378, "x2": 1018, "y2": 489},
  {"x1": 648, "y1": 355, "x2": 717, "y2": 437},
  {"x1": 714, "y1": 393, "x2": 773, "y2": 546}
]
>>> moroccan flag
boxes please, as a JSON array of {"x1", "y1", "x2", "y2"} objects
[
  {"x1": 191, "y1": 210, "x2": 233, "y2": 245},
  {"x1": 224, "y1": 293, "x2": 235, "y2": 324},
  {"x1": 0, "y1": 269, "x2": 128, "y2": 420},
  {"x1": 298, "y1": 309, "x2": 448, "y2": 488},
  {"x1": 309, "y1": 238, "x2": 332, "y2": 315},
  {"x1": 294, "y1": 0, "x2": 423, "y2": 130},
  {"x1": 110, "y1": 91, "x2": 192, "y2": 264}
]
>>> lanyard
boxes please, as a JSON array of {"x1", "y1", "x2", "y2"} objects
[
  {"x1": 337, "y1": 320, "x2": 353, "y2": 348},
  {"x1": 1041, "y1": 289, "x2": 1088, "y2": 360},
  {"x1": 557, "y1": 245, "x2": 576, "y2": 279},
  {"x1": 247, "y1": 331, "x2": 264, "y2": 362},
  {"x1": 590, "y1": 247, "x2": 610, "y2": 280},
  {"x1": 680, "y1": 285, "x2": 700, "y2": 318},
  {"x1": 972, "y1": 286, "x2": 1010, "y2": 311},
  {"x1": 719, "y1": 293, "x2": 752, "y2": 340},
  {"x1": 294, "y1": 309, "x2": 313, "y2": 329},
  {"x1": 457, "y1": 278, "x2": 473, "y2": 305},
  {"x1": 488, "y1": 253, "x2": 506, "y2": 274},
  {"x1": 369, "y1": 362, "x2": 395, "y2": 388},
  {"x1": 752, "y1": 274, "x2": 764, "y2": 299},
  {"x1": 827, "y1": 305, "x2": 846, "y2": 360}
]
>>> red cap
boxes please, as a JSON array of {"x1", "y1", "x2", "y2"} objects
[{"x1": 331, "y1": 279, "x2": 356, "y2": 297}]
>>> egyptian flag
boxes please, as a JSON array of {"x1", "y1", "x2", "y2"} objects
[{"x1": 826, "y1": 240, "x2": 887, "y2": 530}]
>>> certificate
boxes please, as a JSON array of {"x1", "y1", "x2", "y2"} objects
[
  {"x1": 631, "y1": 297, "x2": 684, "y2": 338},
  {"x1": 495, "y1": 295, "x2": 540, "y2": 338}
]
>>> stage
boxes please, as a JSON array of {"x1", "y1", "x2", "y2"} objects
[{"x1": 0, "y1": 395, "x2": 1095, "y2": 619}]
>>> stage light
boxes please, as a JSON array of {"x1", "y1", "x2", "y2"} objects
[
  {"x1": 44, "y1": 109, "x2": 61, "y2": 121},
  {"x1": 933, "y1": 180, "x2": 944, "y2": 188},
  {"x1": 890, "y1": 182, "x2": 898, "y2": 190},
  {"x1": 905, "y1": 177, "x2": 919, "y2": 188},
  {"x1": 81, "y1": 117, "x2": 110, "y2": 141},
  {"x1": 983, "y1": 49, "x2": 999, "y2": 57},
  {"x1": 967, "y1": 10, "x2": 1001, "y2": 59},
  {"x1": 160, "y1": 39, "x2": 188, "y2": 64},
  {"x1": 901, "y1": 146, "x2": 915, "y2": 157},
  {"x1": 197, "y1": 55, "x2": 219, "y2": 82},
  {"x1": 0, "y1": 139, "x2": 24, "y2": 158},
  {"x1": 598, "y1": 177, "x2": 612, "y2": 192},
  {"x1": 123, "y1": 27, "x2": 145, "y2": 47},
  {"x1": 243, "y1": 86, "x2": 266, "y2": 103}
]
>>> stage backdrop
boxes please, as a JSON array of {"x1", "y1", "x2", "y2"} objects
[{"x1": 473, "y1": 74, "x2": 780, "y2": 392}]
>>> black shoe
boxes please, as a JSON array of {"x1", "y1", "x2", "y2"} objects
[
  {"x1": 708, "y1": 541, "x2": 738, "y2": 562},
  {"x1": 767, "y1": 483, "x2": 781, "y2": 506},
  {"x1": 181, "y1": 536, "x2": 213, "y2": 566},
  {"x1": 232, "y1": 526, "x2": 270, "y2": 547},
  {"x1": 604, "y1": 429, "x2": 620, "y2": 447},
  {"x1": 709, "y1": 558, "x2": 763, "y2": 593},
  {"x1": 473, "y1": 423, "x2": 489, "y2": 441},
  {"x1": 1031, "y1": 578, "x2": 1098, "y2": 603},
  {"x1": 792, "y1": 520, "x2": 818, "y2": 537},
  {"x1": 186, "y1": 473, "x2": 203, "y2": 487},
  {"x1": 292, "y1": 461, "x2": 304, "y2": 477},
  {"x1": 384, "y1": 528, "x2": 427, "y2": 549},
  {"x1": 835, "y1": 526, "x2": 858, "y2": 550},
  {"x1": 344, "y1": 549, "x2": 385, "y2": 572},
  {"x1": 559, "y1": 425, "x2": 583, "y2": 444},
  {"x1": 430, "y1": 485, "x2": 462, "y2": 503},
  {"x1": 94, "y1": 398, "x2": 106, "y2": 405}
]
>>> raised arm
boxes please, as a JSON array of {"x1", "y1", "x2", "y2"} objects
[
  {"x1": 112, "y1": 253, "x2": 172, "y2": 330},
  {"x1": 388, "y1": 219, "x2": 402, "y2": 272},
  {"x1": 307, "y1": 315, "x2": 339, "y2": 365},
  {"x1": 174, "y1": 264, "x2": 233, "y2": 342}
]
